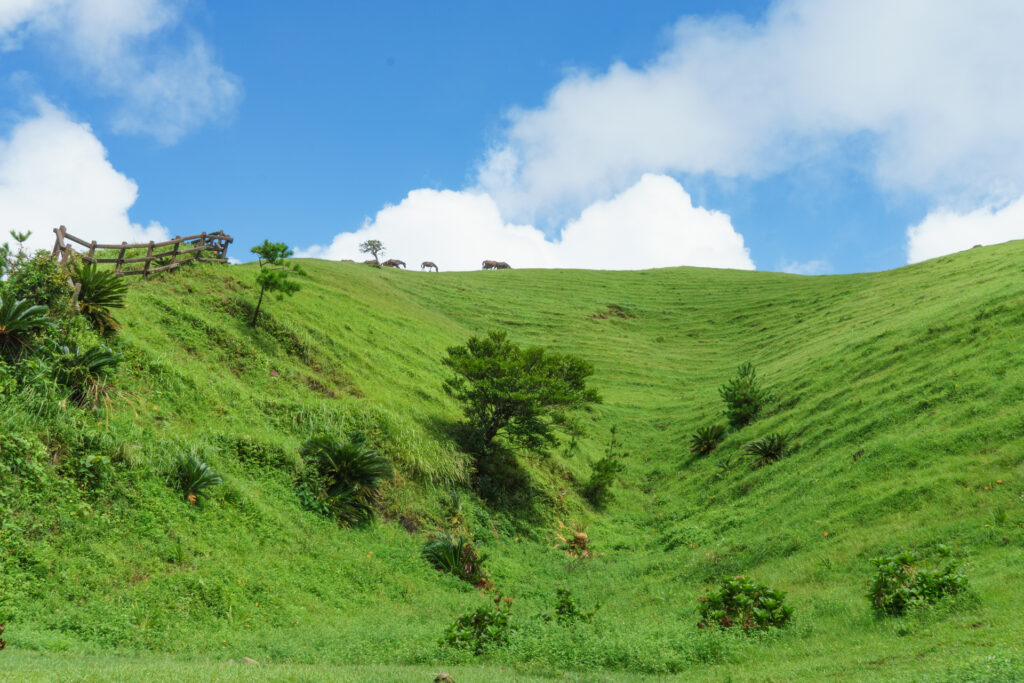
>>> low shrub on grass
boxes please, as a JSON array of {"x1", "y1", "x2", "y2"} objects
[
  {"x1": 0, "y1": 296, "x2": 53, "y2": 359},
  {"x1": 174, "y1": 453, "x2": 222, "y2": 504},
  {"x1": 581, "y1": 426, "x2": 627, "y2": 509},
  {"x1": 51, "y1": 343, "x2": 121, "y2": 407},
  {"x1": 690, "y1": 424, "x2": 727, "y2": 456},
  {"x1": 719, "y1": 362, "x2": 771, "y2": 428},
  {"x1": 299, "y1": 434, "x2": 393, "y2": 526},
  {"x1": 743, "y1": 433, "x2": 790, "y2": 467},
  {"x1": 697, "y1": 575, "x2": 793, "y2": 631},
  {"x1": 441, "y1": 595, "x2": 515, "y2": 655},
  {"x1": 421, "y1": 534, "x2": 489, "y2": 586},
  {"x1": 868, "y1": 549, "x2": 969, "y2": 617},
  {"x1": 543, "y1": 588, "x2": 598, "y2": 626}
]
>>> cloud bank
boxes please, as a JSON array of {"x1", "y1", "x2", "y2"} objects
[
  {"x1": 298, "y1": 174, "x2": 753, "y2": 271},
  {"x1": 907, "y1": 198, "x2": 1024, "y2": 264},
  {"x1": 0, "y1": 0, "x2": 241, "y2": 143},
  {"x1": 0, "y1": 101, "x2": 168, "y2": 254}
]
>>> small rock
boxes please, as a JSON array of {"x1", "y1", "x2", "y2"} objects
[{"x1": 434, "y1": 674, "x2": 454, "y2": 682}]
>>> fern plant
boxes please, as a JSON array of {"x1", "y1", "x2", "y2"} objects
[
  {"x1": 743, "y1": 433, "x2": 790, "y2": 467},
  {"x1": 421, "y1": 534, "x2": 488, "y2": 585},
  {"x1": 175, "y1": 453, "x2": 223, "y2": 504},
  {"x1": 690, "y1": 423, "x2": 727, "y2": 456},
  {"x1": 0, "y1": 296, "x2": 53, "y2": 358},
  {"x1": 52, "y1": 343, "x2": 122, "y2": 406},
  {"x1": 301, "y1": 435, "x2": 393, "y2": 526},
  {"x1": 70, "y1": 261, "x2": 128, "y2": 335}
]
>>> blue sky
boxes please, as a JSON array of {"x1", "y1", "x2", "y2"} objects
[{"x1": 2, "y1": 1, "x2": 1023, "y2": 273}]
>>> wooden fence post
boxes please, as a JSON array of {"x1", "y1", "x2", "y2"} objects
[
  {"x1": 115, "y1": 242, "x2": 127, "y2": 275},
  {"x1": 143, "y1": 241, "x2": 154, "y2": 279}
]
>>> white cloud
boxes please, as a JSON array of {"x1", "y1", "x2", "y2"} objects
[
  {"x1": 780, "y1": 259, "x2": 830, "y2": 276},
  {"x1": 0, "y1": 100, "x2": 168, "y2": 254},
  {"x1": 0, "y1": 0, "x2": 240, "y2": 143},
  {"x1": 477, "y1": 0, "x2": 1024, "y2": 222},
  {"x1": 906, "y1": 197, "x2": 1024, "y2": 264},
  {"x1": 298, "y1": 174, "x2": 753, "y2": 271}
]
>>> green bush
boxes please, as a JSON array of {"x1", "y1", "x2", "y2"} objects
[
  {"x1": 868, "y1": 549, "x2": 969, "y2": 617},
  {"x1": 0, "y1": 296, "x2": 54, "y2": 359},
  {"x1": 441, "y1": 595, "x2": 515, "y2": 655},
  {"x1": 174, "y1": 453, "x2": 223, "y2": 504},
  {"x1": 421, "y1": 534, "x2": 489, "y2": 586},
  {"x1": 300, "y1": 434, "x2": 393, "y2": 526},
  {"x1": 51, "y1": 343, "x2": 121, "y2": 407},
  {"x1": 743, "y1": 433, "x2": 790, "y2": 467},
  {"x1": 697, "y1": 575, "x2": 793, "y2": 631},
  {"x1": 581, "y1": 426, "x2": 627, "y2": 509},
  {"x1": 5, "y1": 251, "x2": 74, "y2": 315},
  {"x1": 543, "y1": 588, "x2": 598, "y2": 626},
  {"x1": 719, "y1": 362, "x2": 771, "y2": 428},
  {"x1": 690, "y1": 424, "x2": 727, "y2": 456},
  {"x1": 70, "y1": 261, "x2": 128, "y2": 335}
]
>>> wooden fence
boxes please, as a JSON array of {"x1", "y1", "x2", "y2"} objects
[{"x1": 51, "y1": 225, "x2": 233, "y2": 279}]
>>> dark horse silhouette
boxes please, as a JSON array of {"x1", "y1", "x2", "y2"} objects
[
  {"x1": 381, "y1": 259, "x2": 406, "y2": 268},
  {"x1": 482, "y1": 260, "x2": 511, "y2": 270},
  {"x1": 421, "y1": 261, "x2": 439, "y2": 272}
]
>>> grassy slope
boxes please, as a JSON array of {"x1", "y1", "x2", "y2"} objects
[{"x1": 2, "y1": 242, "x2": 1023, "y2": 680}]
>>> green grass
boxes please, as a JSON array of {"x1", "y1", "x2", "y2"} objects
[{"x1": 1, "y1": 242, "x2": 1023, "y2": 680}]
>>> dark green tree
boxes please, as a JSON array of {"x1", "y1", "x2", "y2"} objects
[
  {"x1": 250, "y1": 240, "x2": 302, "y2": 328},
  {"x1": 358, "y1": 239, "x2": 384, "y2": 264},
  {"x1": 442, "y1": 330, "x2": 601, "y2": 455}
]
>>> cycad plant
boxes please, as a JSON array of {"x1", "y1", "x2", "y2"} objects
[
  {"x1": 0, "y1": 296, "x2": 54, "y2": 359},
  {"x1": 71, "y1": 261, "x2": 128, "y2": 335},
  {"x1": 302, "y1": 435, "x2": 393, "y2": 526},
  {"x1": 52, "y1": 343, "x2": 122, "y2": 406},
  {"x1": 690, "y1": 423, "x2": 727, "y2": 456},
  {"x1": 175, "y1": 453, "x2": 223, "y2": 504},
  {"x1": 743, "y1": 432, "x2": 790, "y2": 467},
  {"x1": 421, "y1": 534, "x2": 488, "y2": 585}
]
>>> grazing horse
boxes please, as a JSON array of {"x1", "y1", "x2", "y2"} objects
[
  {"x1": 482, "y1": 260, "x2": 499, "y2": 270},
  {"x1": 495, "y1": 261, "x2": 512, "y2": 269},
  {"x1": 381, "y1": 259, "x2": 406, "y2": 268},
  {"x1": 421, "y1": 261, "x2": 439, "y2": 272},
  {"x1": 362, "y1": 259, "x2": 380, "y2": 267}
]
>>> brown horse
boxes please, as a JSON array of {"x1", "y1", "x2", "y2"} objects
[
  {"x1": 362, "y1": 259, "x2": 380, "y2": 267},
  {"x1": 381, "y1": 259, "x2": 406, "y2": 268},
  {"x1": 421, "y1": 261, "x2": 439, "y2": 272},
  {"x1": 482, "y1": 260, "x2": 499, "y2": 270},
  {"x1": 495, "y1": 261, "x2": 512, "y2": 269}
]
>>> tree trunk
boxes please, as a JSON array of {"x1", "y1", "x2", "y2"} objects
[{"x1": 252, "y1": 286, "x2": 266, "y2": 327}]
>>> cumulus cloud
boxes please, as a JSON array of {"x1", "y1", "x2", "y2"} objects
[
  {"x1": 477, "y1": 0, "x2": 1024, "y2": 222},
  {"x1": 0, "y1": 100, "x2": 168, "y2": 254},
  {"x1": 0, "y1": 0, "x2": 240, "y2": 143},
  {"x1": 298, "y1": 174, "x2": 753, "y2": 271},
  {"x1": 906, "y1": 198, "x2": 1024, "y2": 264}
]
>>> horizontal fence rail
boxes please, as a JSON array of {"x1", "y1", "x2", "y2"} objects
[{"x1": 51, "y1": 226, "x2": 233, "y2": 279}]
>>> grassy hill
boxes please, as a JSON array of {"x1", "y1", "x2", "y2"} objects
[{"x1": 1, "y1": 242, "x2": 1023, "y2": 681}]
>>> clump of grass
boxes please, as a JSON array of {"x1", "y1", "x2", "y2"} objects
[
  {"x1": 743, "y1": 433, "x2": 790, "y2": 467},
  {"x1": 174, "y1": 453, "x2": 222, "y2": 504},
  {"x1": 690, "y1": 424, "x2": 727, "y2": 456},
  {"x1": 421, "y1": 534, "x2": 489, "y2": 586},
  {"x1": 300, "y1": 434, "x2": 393, "y2": 527}
]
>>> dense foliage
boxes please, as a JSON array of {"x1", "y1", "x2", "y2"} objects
[
  {"x1": 441, "y1": 596, "x2": 515, "y2": 655},
  {"x1": 719, "y1": 362, "x2": 771, "y2": 428},
  {"x1": 742, "y1": 432, "x2": 791, "y2": 467},
  {"x1": 690, "y1": 423, "x2": 727, "y2": 456},
  {"x1": 442, "y1": 330, "x2": 601, "y2": 454},
  {"x1": 697, "y1": 576, "x2": 793, "y2": 631},
  {"x1": 421, "y1": 534, "x2": 489, "y2": 585},
  {"x1": 869, "y1": 550, "x2": 970, "y2": 616},
  {"x1": 581, "y1": 426, "x2": 627, "y2": 509},
  {"x1": 70, "y1": 261, "x2": 128, "y2": 335},
  {"x1": 299, "y1": 434, "x2": 393, "y2": 526}
]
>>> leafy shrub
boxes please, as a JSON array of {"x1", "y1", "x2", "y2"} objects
[
  {"x1": 582, "y1": 426, "x2": 627, "y2": 509},
  {"x1": 442, "y1": 330, "x2": 601, "y2": 455},
  {"x1": 175, "y1": 453, "x2": 223, "y2": 504},
  {"x1": 441, "y1": 595, "x2": 515, "y2": 655},
  {"x1": 5, "y1": 251, "x2": 74, "y2": 314},
  {"x1": 543, "y1": 588, "x2": 598, "y2": 626},
  {"x1": 697, "y1": 575, "x2": 793, "y2": 631},
  {"x1": 743, "y1": 433, "x2": 790, "y2": 467},
  {"x1": 70, "y1": 261, "x2": 128, "y2": 335},
  {"x1": 51, "y1": 343, "x2": 121, "y2": 406},
  {"x1": 421, "y1": 534, "x2": 489, "y2": 585},
  {"x1": 719, "y1": 362, "x2": 771, "y2": 428},
  {"x1": 868, "y1": 549, "x2": 969, "y2": 617},
  {"x1": 300, "y1": 435, "x2": 393, "y2": 526},
  {"x1": 0, "y1": 296, "x2": 54, "y2": 359},
  {"x1": 690, "y1": 424, "x2": 727, "y2": 456}
]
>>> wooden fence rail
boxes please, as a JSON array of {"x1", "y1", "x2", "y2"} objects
[{"x1": 51, "y1": 226, "x2": 233, "y2": 279}]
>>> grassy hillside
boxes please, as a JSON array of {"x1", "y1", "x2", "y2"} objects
[{"x1": 1, "y1": 242, "x2": 1023, "y2": 680}]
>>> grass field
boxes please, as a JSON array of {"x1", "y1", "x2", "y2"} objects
[{"x1": 1, "y1": 241, "x2": 1022, "y2": 680}]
